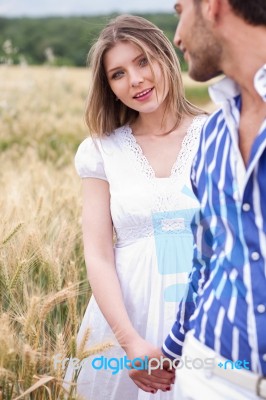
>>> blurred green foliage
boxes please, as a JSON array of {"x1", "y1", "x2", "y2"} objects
[
  {"x1": 0, "y1": 13, "x2": 187, "y2": 69},
  {"x1": 185, "y1": 86, "x2": 211, "y2": 105}
]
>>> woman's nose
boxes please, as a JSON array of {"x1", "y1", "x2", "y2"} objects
[{"x1": 130, "y1": 71, "x2": 144, "y2": 87}]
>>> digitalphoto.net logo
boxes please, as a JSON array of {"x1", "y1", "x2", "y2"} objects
[{"x1": 54, "y1": 353, "x2": 250, "y2": 375}]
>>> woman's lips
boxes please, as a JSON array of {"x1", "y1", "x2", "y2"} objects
[{"x1": 133, "y1": 87, "x2": 154, "y2": 101}]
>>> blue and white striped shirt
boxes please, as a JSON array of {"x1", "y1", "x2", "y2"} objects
[{"x1": 163, "y1": 65, "x2": 266, "y2": 375}]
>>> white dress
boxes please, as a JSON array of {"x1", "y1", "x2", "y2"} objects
[{"x1": 65, "y1": 116, "x2": 206, "y2": 400}]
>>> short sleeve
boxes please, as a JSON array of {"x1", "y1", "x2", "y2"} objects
[{"x1": 74, "y1": 137, "x2": 107, "y2": 181}]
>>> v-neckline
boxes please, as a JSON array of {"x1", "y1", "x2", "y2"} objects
[{"x1": 122, "y1": 116, "x2": 203, "y2": 180}]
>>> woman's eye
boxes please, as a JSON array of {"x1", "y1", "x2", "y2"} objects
[
  {"x1": 112, "y1": 70, "x2": 124, "y2": 79},
  {"x1": 139, "y1": 57, "x2": 148, "y2": 67}
]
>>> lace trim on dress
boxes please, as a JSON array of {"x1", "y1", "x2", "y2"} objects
[
  {"x1": 171, "y1": 115, "x2": 207, "y2": 176},
  {"x1": 118, "y1": 125, "x2": 155, "y2": 179},
  {"x1": 118, "y1": 115, "x2": 206, "y2": 180},
  {"x1": 115, "y1": 215, "x2": 194, "y2": 246},
  {"x1": 114, "y1": 116, "x2": 206, "y2": 244}
]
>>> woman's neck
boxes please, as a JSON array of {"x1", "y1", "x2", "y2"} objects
[{"x1": 131, "y1": 110, "x2": 180, "y2": 137}]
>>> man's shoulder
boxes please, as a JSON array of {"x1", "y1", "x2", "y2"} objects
[{"x1": 203, "y1": 107, "x2": 224, "y2": 134}]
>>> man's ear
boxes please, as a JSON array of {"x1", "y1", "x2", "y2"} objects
[{"x1": 200, "y1": 0, "x2": 223, "y2": 23}]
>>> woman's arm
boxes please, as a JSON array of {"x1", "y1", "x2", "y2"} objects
[
  {"x1": 82, "y1": 177, "x2": 137, "y2": 348},
  {"x1": 82, "y1": 178, "x2": 174, "y2": 392}
]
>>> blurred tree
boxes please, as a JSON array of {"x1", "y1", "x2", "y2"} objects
[{"x1": 0, "y1": 14, "x2": 187, "y2": 69}]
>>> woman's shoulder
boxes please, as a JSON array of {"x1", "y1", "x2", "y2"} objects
[
  {"x1": 186, "y1": 114, "x2": 208, "y2": 137},
  {"x1": 179, "y1": 114, "x2": 208, "y2": 151},
  {"x1": 74, "y1": 136, "x2": 106, "y2": 179},
  {"x1": 80, "y1": 125, "x2": 128, "y2": 145},
  {"x1": 191, "y1": 113, "x2": 209, "y2": 127},
  {"x1": 76, "y1": 124, "x2": 129, "y2": 159}
]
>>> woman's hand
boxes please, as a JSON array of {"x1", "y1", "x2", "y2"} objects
[{"x1": 125, "y1": 336, "x2": 175, "y2": 393}]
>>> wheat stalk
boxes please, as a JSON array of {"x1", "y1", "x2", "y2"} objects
[
  {"x1": 39, "y1": 287, "x2": 76, "y2": 322},
  {"x1": 2, "y1": 222, "x2": 23, "y2": 246},
  {"x1": 80, "y1": 341, "x2": 113, "y2": 360},
  {"x1": 76, "y1": 328, "x2": 91, "y2": 360},
  {"x1": 9, "y1": 260, "x2": 26, "y2": 290},
  {"x1": 22, "y1": 296, "x2": 40, "y2": 345}
]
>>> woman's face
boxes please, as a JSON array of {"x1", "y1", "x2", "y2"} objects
[{"x1": 104, "y1": 41, "x2": 169, "y2": 115}]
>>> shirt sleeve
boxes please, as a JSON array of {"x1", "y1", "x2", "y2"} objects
[{"x1": 74, "y1": 137, "x2": 107, "y2": 181}]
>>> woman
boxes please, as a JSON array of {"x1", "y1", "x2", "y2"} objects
[{"x1": 65, "y1": 14, "x2": 207, "y2": 400}]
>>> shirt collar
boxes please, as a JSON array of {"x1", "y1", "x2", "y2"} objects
[
  {"x1": 254, "y1": 64, "x2": 266, "y2": 102},
  {"x1": 208, "y1": 64, "x2": 266, "y2": 104}
]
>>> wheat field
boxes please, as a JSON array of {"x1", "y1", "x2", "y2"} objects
[{"x1": 0, "y1": 65, "x2": 214, "y2": 399}]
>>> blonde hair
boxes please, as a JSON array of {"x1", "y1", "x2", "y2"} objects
[{"x1": 86, "y1": 14, "x2": 202, "y2": 136}]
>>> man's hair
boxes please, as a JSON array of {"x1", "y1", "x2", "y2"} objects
[
  {"x1": 194, "y1": 0, "x2": 266, "y2": 25},
  {"x1": 228, "y1": 0, "x2": 266, "y2": 25}
]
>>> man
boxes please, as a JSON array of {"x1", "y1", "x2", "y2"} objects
[{"x1": 161, "y1": 0, "x2": 266, "y2": 399}]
